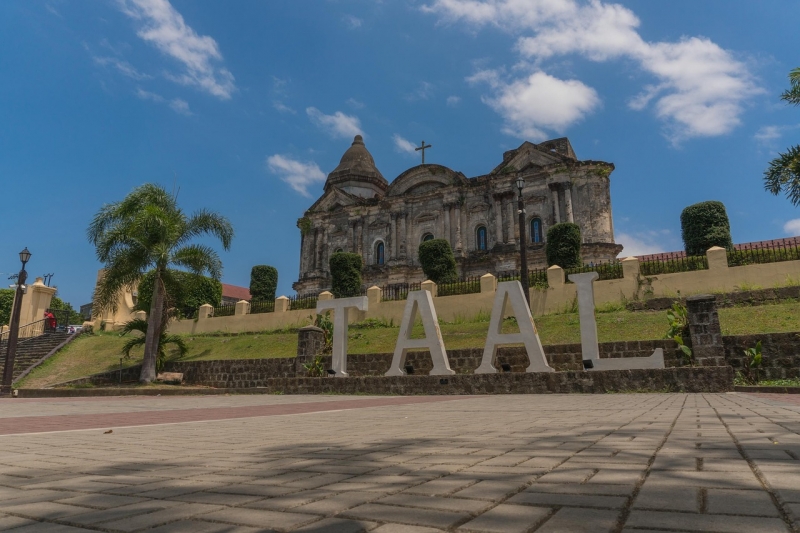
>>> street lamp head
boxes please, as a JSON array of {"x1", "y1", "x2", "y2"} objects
[
  {"x1": 19, "y1": 248, "x2": 31, "y2": 266},
  {"x1": 515, "y1": 177, "x2": 525, "y2": 192}
]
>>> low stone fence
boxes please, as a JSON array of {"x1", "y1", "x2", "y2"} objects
[
  {"x1": 167, "y1": 247, "x2": 800, "y2": 335},
  {"x1": 627, "y1": 285, "x2": 800, "y2": 312}
]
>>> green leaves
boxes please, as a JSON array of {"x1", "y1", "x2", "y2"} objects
[
  {"x1": 742, "y1": 340, "x2": 763, "y2": 385},
  {"x1": 665, "y1": 302, "x2": 692, "y2": 365},
  {"x1": 545, "y1": 223, "x2": 582, "y2": 269},
  {"x1": 680, "y1": 201, "x2": 732, "y2": 256},
  {"x1": 764, "y1": 145, "x2": 800, "y2": 207},
  {"x1": 418, "y1": 239, "x2": 458, "y2": 284}
]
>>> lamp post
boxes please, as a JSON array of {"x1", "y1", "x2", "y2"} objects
[
  {"x1": 515, "y1": 178, "x2": 531, "y2": 308},
  {"x1": 2, "y1": 248, "x2": 31, "y2": 395}
]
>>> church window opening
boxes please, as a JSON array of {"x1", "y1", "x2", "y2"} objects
[
  {"x1": 422, "y1": 233, "x2": 434, "y2": 242},
  {"x1": 531, "y1": 218, "x2": 543, "y2": 243},
  {"x1": 335, "y1": 248, "x2": 343, "y2": 253},
  {"x1": 375, "y1": 242, "x2": 385, "y2": 265},
  {"x1": 476, "y1": 226, "x2": 487, "y2": 251}
]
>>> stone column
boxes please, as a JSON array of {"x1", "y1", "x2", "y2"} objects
[
  {"x1": 296, "y1": 325, "x2": 325, "y2": 375},
  {"x1": 390, "y1": 213, "x2": 397, "y2": 260},
  {"x1": 506, "y1": 197, "x2": 516, "y2": 245},
  {"x1": 356, "y1": 221, "x2": 364, "y2": 256},
  {"x1": 399, "y1": 213, "x2": 408, "y2": 258},
  {"x1": 299, "y1": 233, "x2": 306, "y2": 277},
  {"x1": 551, "y1": 187, "x2": 561, "y2": 224},
  {"x1": 361, "y1": 220, "x2": 369, "y2": 260},
  {"x1": 320, "y1": 226, "x2": 329, "y2": 273},
  {"x1": 493, "y1": 197, "x2": 503, "y2": 246},
  {"x1": 686, "y1": 295, "x2": 725, "y2": 367},
  {"x1": 564, "y1": 185, "x2": 574, "y2": 223},
  {"x1": 454, "y1": 203, "x2": 463, "y2": 252},
  {"x1": 314, "y1": 228, "x2": 321, "y2": 271},
  {"x1": 443, "y1": 204, "x2": 451, "y2": 243},
  {"x1": 349, "y1": 222, "x2": 356, "y2": 253}
]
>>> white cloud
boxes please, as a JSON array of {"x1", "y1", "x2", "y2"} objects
[
  {"x1": 346, "y1": 98, "x2": 365, "y2": 109},
  {"x1": 306, "y1": 107, "x2": 363, "y2": 138},
  {"x1": 406, "y1": 81, "x2": 434, "y2": 101},
  {"x1": 446, "y1": 95, "x2": 461, "y2": 106},
  {"x1": 615, "y1": 231, "x2": 671, "y2": 257},
  {"x1": 784, "y1": 219, "x2": 800, "y2": 236},
  {"x1": 273, "y1": 101, "x2": 296, "y2": 114},
  {"x1": 469, "y1": 70, "x2": 599, "y2": 140},
  {"x1": 393, "y1": 134, "x2": 418, "y2": 155},
  {"x1": 343, "y1": 15, "x2": 363, "y2": 29},
  {"x1": 423, "y1": 0, "x2": 760, "y2": 141},
  {"x1": 118, "y1": 0, "x2": 235, "y2": 99},
  {"x1": 267, "y1": 154, "x2": 326, "y2": 197},
  {"x1": 755, "y1": 125, "x2": 783, "y2": 144},
  {"x1": 136, "y1": 87, "x2": 164, "y2": 102},
  {"x1": 94, "y1": 56, "x2": 151, "y2": 80},
  {"x1": 169, "y1": 98, "x2": 191, "y2": 115}
]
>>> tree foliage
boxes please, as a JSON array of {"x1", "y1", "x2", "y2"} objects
[
  {"x1": 764, "y1": 68, "x2": 800, "y2": 206},
  {"x1": 418, "y1": 239, "x2": 458, "y2": 284},
  {"x1": 49, "y1": 296, "x2": 84, "y2": 325},
  {"x1": 680, "y1": 201, "x2": 733, "y2": 256},
  {"x1": 329, "y1": 252, "x2": 362, "y2": 298},
  {"x1": 0, "y1": 288, "x2": 13, "y2": 327},
  {"x1": 136, "y1": 270, "x2": 222, "y2": 316},
  {"x1": 545, "y1": 223, "x2": 582, "y2": 268},
  {"x1": 120, "y1": 318, "x2": 187, "y2": 373},
  {"x1": 87, "y1": 183, "x2": 233, "y2": 383},
  {"x1": 250, "y1": 265, "x2": 278, "y2": 301}
]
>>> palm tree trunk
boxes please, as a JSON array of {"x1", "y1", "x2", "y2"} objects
[{"x1": 140, "y1": 272, "x2": 164, "y2": 383}]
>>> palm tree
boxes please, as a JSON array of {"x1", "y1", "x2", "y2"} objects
[
  {"x1": 120, "y1": 318, "x2": 188, "y2": 373},
  {"x1": 764, "y1": 68, "x2": 800, "y2": 206},
  {"x1": 88, "y1": 184, "x2": 233, "y2": 383}
]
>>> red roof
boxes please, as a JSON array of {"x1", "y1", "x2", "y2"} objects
[{"x1": 221, "y1": 283, "x2": 251, "y2": 301}]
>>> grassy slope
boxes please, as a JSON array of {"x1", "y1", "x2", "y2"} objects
[{"x1": 17, "y1": 301, "x2": 800, "y2": 389}]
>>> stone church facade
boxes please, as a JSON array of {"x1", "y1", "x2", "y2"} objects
[{"x1": 293, "y1": 135, "x2": 623, "y2": 295}]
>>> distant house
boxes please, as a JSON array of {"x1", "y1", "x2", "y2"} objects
[{"x1": 221, "y1": 284, "x2": 251, "y2": 305}]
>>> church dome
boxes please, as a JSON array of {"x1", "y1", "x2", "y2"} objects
[{"x1": 325, "y1": 135, "x2": 388, "y2": 198}]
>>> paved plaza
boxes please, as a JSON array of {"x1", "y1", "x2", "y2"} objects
[{"x1": 0, "y1": 393, "x2": 798, "y2": 533}]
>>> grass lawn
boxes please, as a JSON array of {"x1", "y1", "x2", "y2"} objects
[{"x1": 16, "y1": 300, "x2": 800, "y2": 389}]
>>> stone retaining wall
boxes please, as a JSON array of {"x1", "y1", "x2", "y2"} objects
[
  {"x1": 723, "y1": 332, "x2": 800, "y2": 380},
  {"x1": 627, "y1": 285, "x2": 800, "y2": 312}
]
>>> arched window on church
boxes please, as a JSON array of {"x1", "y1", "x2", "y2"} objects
[
  {"x1": 335, "y1": 248, "x2": 343, "y2": 254},
  {"x1": 421, "y1": 233, "x2": 434, "y2": 242},
  {"x1": 476, "y1": 226, "x2": 487, "y2": 251},
  {"x1": 530, "y1": 218, "x2": 543, "y2": 243},
  {"x1": 375, "y1": 242, "x2": 385, "y2": 265}
]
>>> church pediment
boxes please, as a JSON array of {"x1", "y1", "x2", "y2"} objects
[
  {"x1": 306, "y1": 187, "x2": 360, "y2": 214},
  {"x1": 386, "y1": 164, "x2": 467, "y2": 197},
  {"x1": 491, "y1": 139, "x2": 575, "y2": 175}
]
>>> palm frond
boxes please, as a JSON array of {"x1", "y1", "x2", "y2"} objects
[
  {"x1": 182, "y1": 210, "x2": 234, "y2": 250},
  {"x1": 121, "y1": 335, "x2": 145, "y2": 358},
  {"x1": 162, "y1": 334, "x2": 188, "y2": 358},
  {"x1": 764, "y1": 145, "x2": 800, "y2": 206},
  {"x1": 120, "y1": 318, "x2": 149, "y2": 336},
  {"x1": 781, "y1": 67, "x2": 800, "y2": 106},
  {"x1": 170, "y1": 245, "x2": 223, "y2": 279}
]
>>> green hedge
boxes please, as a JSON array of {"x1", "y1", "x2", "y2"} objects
[
  {"x1": 418, "y1": 239, "x2": 458, "y2": 284},
  {"x1": 136, "y1": 270, "x2": 222, "y2": 316},
  {"x1": 545, "y1": 223, "x2": 582, "y2": 268},
  {"x1": 0, "y1": 288, "x2": 13, "y2": 327},
  {"x1": 330, "y1": 252, "x2": 363, "y2": 298},
  {"x1": 250, "y1": 265, "x2": 278, "y2": 301},
  {"x1": 680, "y1": 201, "x2": 733, "y2": 256}
]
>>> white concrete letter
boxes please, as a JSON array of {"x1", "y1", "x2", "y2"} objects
[
  {"x1": 386, "y1": 290, "x2": 454, "y2": 376},
  {"x1": 570, "y1": 272, "x2": 664, "y2": 371},
  {"x1": 316, "y1": 296, "x2": 368, "y2": 377},
  {"x1": 475, "y1": 281, "x2": 553, "y2": 374}
]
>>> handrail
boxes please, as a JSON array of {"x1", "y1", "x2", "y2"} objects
[{"x1": 0, "y1": 319, "x2": 49, "y2": 344}]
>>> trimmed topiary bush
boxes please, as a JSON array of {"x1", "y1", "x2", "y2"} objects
[
  {"x1": 250, "y1": 265, "x2": 278, "y2": 301},
  {"x1": 136, "y1": 270, "x2": 222, "y2": 315},
  {"x1": 680, "y1": 201, "x2": 733, "y2": 256},
  {"x1": 418, "y1": 239, "x2": 458, "y2": 284},
  {"x1": 329, "y1": 252, "x2": 363, "y2": 298},
  {"x1": 545, "y1": 223, "x2": 582, "y2": 268}
]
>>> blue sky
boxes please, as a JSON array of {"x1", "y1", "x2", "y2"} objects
[{"x1": 1, "y1": 0, "x2": 799, "y2": 310}]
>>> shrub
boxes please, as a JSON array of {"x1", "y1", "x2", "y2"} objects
[
  {"x1": 136, "y1": 270, "x2": 222, "y2": 315},
  {"x1": 418, "y1": 239, "x2": 458, "y2": 284},
  {"x1": 329, "y1": 252, "x2": 363, "y2": 298},
  {"x1": 250, "y1": 265, "x2": 278, "y2": 301},
  {"x1": 0, "y1": 288, "x2": 14, "y2": 326},
  {"x1": 545, "y1": 223, "x2": 582, "y2": 268},
  {"x1": 48, "y1": 296, "x2": 84, "y2": 324},
  {"x1": 680, "y1": 201, "x2": 733, "y2": 256}
]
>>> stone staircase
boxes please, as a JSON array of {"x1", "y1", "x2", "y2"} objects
[{"x1": 0, "y1": 332, "x2": 74, "y2": 383}]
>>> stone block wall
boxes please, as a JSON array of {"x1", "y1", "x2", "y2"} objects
[{"x1": 722, "y1": 332, "x2": 800, "y2": 380}]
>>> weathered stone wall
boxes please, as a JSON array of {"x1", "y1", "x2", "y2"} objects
[
  {"x1": 627, "y1": 285, "x2": 800, "y2": 312},
  {"x1": 723, "y1": 332, "x2": 800, "y2": 380}
]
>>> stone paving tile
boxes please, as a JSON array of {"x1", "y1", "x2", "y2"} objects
[
  {"x1": 457, "y1": 503, "x2": 551, "y2": 533},
  {"x1": 533, "y1": 507, "x2": 618, "y2": 533},
  {"x1": 0, "y1": 514, "x2": 39, "y2": 529},
  {"x1": 1, "y1": 393, "x2": 799, "y2": 531},
  {"x1": 342, "y1": 503, "x2": 469, "y2": 529},
  {"x1": 293, "y1": 517, "x2": 378, "y2": 532}
]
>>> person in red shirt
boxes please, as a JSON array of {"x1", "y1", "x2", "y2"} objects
[{"x1": 44, "y1": 311, "x2": 56, "y2": 332}]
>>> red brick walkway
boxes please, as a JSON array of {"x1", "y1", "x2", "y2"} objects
[{"x1": 0, "y1": 396, "x2": 470, "y2": 436}]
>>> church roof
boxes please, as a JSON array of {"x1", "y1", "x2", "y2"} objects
[{"x1": 324, "y1": 135, "x2": 388, "y2": 194}]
